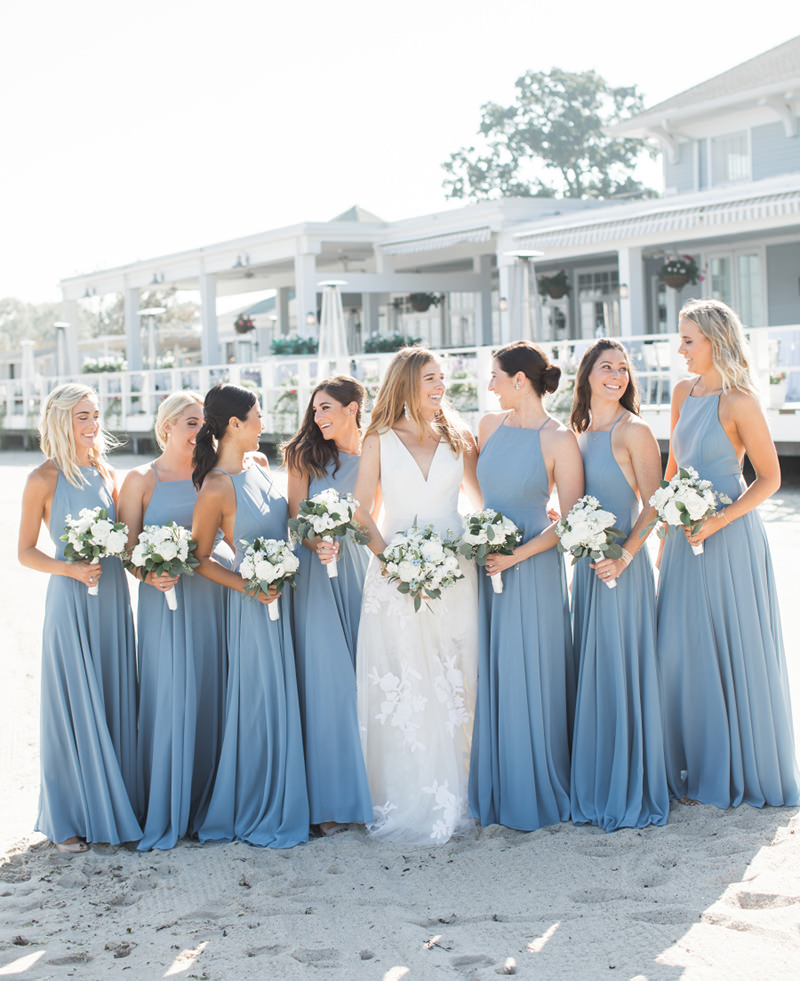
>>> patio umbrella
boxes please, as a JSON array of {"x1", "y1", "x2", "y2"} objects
[{"x1": 317, "y1": 280, "x2": 349, "y2": 378}]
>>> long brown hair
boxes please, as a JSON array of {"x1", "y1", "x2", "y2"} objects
[
  {"x1": 192, "y1": 384, "x2": 257, "y2": 488},
  {"x1": 282, "y1": 376, "x2": 365, "y2": 479},
  {"x1": 570, "y1": 338, "x2": 640, "y2": 434},
  {"x1": 493, "y1": 340, "x2": 561, "y2": 396},
  {"x1": 365, "y1": 346, "x2": 471, "y2": 455}
]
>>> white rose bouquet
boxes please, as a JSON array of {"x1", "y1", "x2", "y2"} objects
[
  {"x1": 459, "y1": 507, "x2": 521, "y2": 594},
  {"x1": 61, "y1": 506, "x2": 129, "y2": 596},
  {"x1": 238, "y1": 537, "x2": 300, "y2": 621},
  {"x1": 648, "y1": 466, "x2": 731, "y2": 556},
  {"x1": 288, "y1": 488, "x2": 369, "y2": 579},
  {"x1": 556, "y1": 495, "x2": 624, "y2": 589},
  {"x1": 378, "y1": 520, "x2": 464, "y2": 612},
  {"x1": 129, "y1": 522, "x2": 199, "y2": 611}
]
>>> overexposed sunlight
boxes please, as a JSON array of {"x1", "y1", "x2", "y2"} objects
[
  {"x1": 382, "y1": 968, "x2": 410, "y2": 980},
  {"x1": 0, "y1": 950, "x2": 46, "y2": 975},
  {"x1": 163, "y1": 941, "x2": 208, "y2": 977},
  {"x1": 527, "y1": 920, "x2": 560, "y2": 953}
]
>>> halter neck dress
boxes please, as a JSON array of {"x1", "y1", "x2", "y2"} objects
[
  {"x1": 135, "y1": 465, "x2": 227, "y2": 850},
  {"x1": 36, "y1": 465, "x2": 140, "y2": 845},
  {"x1": 570, "y1": 415, "x2": 668, "y2": 830},
  {"x1": 197, "y1": 464, "x2": 309, "y2": 847},
  {"x1": 469, "y1": 417, "x2": 574, "y2": 831},
  {"x1": 656, "y1": 388, "x2": 799, "y2": 807},
  {"x1": 291, "y1": 452, "x2": 373, "y2": 826}
]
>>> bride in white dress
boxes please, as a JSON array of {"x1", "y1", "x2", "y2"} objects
[{"x1": 353, "y1": 347, "x2": 482, "y2": 843}]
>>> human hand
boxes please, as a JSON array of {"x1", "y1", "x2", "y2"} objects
[
  {"x1": 485, "y1": 551, "x2": 518, "y2": 576},
  {"x1": 314, "y1": 537, "x2": 339, "y2": 566},
  {"x1": 147, "y1": 570, "x2": 180, "y2": 592},
  {"x1": 70, "y1": 560, "x2": 102, "y2": 588}
]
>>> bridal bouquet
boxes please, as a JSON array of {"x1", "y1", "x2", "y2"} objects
[
  {"x1": 556, "y1": 495, "x2": 624, "y2": 589},
  {"x1": 288, "y1": 488, "x2": 369, "y2": 579},
  {"x1": 649, "y1": 466, "x2": 731, "y2": 556},
  {"x1": 129, "y1": 522, "x2": 199, "y2": 611},
  {"x1": 459, "y1": 508, "x2": 521, "y2": 594},
  {"x1": 238, "y1": 537, "x2": 300, "y2": 621},
  {"x1": 379, "y1": 520, "x2": 464, "y2": 612},
  {"x1": 61, "y1": 506, "x2": 129, "y2": 596}
]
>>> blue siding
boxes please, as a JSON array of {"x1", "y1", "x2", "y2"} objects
[
  {"x1": 752, "y1": 121, "x2": 800, "y2": 181},
  {"x1": 664, "y1": 142, "x2": 695, "y2": 193},
  {"x1": 766, "y1": 243, "x2": 800, "y2": 326}
]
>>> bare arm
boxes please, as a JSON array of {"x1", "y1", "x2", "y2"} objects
[
  {"x1": 353, "y1": 434, "x2": 386, "y2": 556},
  {"x1": 18, "y1": 464, "x2": 98, "y2": 587},
  {"x1": 118, "y1": 466, "x2": 179, "y2": 592},
  {"x1": 460, "y1": 432, "x2": 482, "y2": 512}
]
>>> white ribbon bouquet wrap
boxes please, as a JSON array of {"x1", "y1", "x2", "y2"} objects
[
  {"x1": 556, "y1": 495, "x2": 624, "y2": 589},
  {"x1": 459, "y1": 508, "x2": 521, "y2": 594},
  {"x1": 288, "y1": 488, "x2": 369, "y2": 579},
  {"x1": 238, "y1": 537, "x2": 300, "y2": 621},
  {"x1": 129, "y1": 522, "x2": 199, "y2": 611},
  {"x1": 61, "y1": 506, "x2": 128, "y2": 595},
  {"x1": 378, "y1": 519, "x2": 464, "y2": 612},
  {"x1": 647, "y1": 466, "x2": 731, "y2": 556}
]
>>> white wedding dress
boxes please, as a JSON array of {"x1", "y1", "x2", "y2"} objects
[{"x1": 356, "y1": 428, "x2": 478, "y2": 843}]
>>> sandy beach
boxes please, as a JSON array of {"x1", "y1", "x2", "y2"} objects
[{"x1": 1, "y1": 449, "x2": 799, "y2": 980}]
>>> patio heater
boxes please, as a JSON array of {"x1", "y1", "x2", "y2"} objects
[{"x1": 505, "y1": 250, "x2": 544, "y2": 342}]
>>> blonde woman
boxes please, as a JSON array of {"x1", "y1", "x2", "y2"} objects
[
  {"x1": 118, "y1": 392, "x2": 227, "y2": 849},
  {"x1": 353, "y1": 346, "x2": 482, "y2": 844},
  {"x1": 657, "y1": 299, "x2": 799, "y2": 808},
  {"x1": 18, "y1": 384, "x2": 140, "y2": 852}
]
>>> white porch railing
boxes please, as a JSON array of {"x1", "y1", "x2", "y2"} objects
[{"x1": 2, "y1": 327, "x2": 799, "y2": 451}]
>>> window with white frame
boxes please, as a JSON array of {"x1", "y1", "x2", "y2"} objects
[{"x1": 710, "y1": 131, "x2": 750, "y2": 185}]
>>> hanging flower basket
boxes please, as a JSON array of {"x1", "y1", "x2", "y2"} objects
[
  {"x1": 537, "y1": 270, "x2": 570, "y2": 300},
  {"x1": 406, "y1": 292, "x2": 443, "y2": 313},
  {"x1": 234, "y1": 314, "x2": 255, "y2": 334},
  {"x1": 659, "y1": 255, "x2": 702, "y2": 290}
]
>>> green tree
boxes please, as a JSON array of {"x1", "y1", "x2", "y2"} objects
[{"x1": 442, "y1": 68, "x2": 655, "y2": 201}]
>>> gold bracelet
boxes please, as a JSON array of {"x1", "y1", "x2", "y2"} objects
[{"x1": 620, "y1": 547, "x2": 633, "y2": 567}]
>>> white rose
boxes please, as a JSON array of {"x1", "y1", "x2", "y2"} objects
[
  {"x1": 90, "y1": 518, "x2": 113, "y2": 544},
  {"x1": 396, "y1": 560, "x2": 418, "y2": 583},
  {"x1": 240, "y1": 558, "x2": 254, "y2": 580},
  {"x1": 131, "y1": 543, "x2": 147, "y2": 566},
  {"x1": 158, "y1": 540, "x2": 178, "y2": 561},
  {"x1": 255, "y1": 558, "x2": 275, "y2": 582},
  {"x1": 75, "y1": 509, "x2": 96, "y2": 534},
  {"x1": 421, "y1": 539, "x2": 445, "y2": 563},
  {"x1": 559, "y1": 528, "x2": 582, "y2": 551},
  {"x1": 651, "y1": 486, "x2": 671, "y2": 512},
  {"x1": 105, "y1": 530, "x2": 127, "y2": 555},
  {"x1": 663, "y1": 499, "x2": 683, "y2": 526},
  {"x1": 593, "y1": 509, "x2": 616, "y2": 530}
]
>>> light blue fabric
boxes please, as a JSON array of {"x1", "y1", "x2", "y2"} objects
[
  {"x1": 469, "y1": 421, "x2": 574, "y2": 831},
  {"x1": 657, "y1": 392, "x2": 800, "y2": 808},
  {"x1": 36, "y1": 466, "x2": 141, "y2": 845},
  {"x1": 570, "y1": 423, "x2": 669, "y2": 831},
  {"x1": 135, "y1": 473, "x2": 227, "y2": 850},
  {"x1": 198, "y1": 465, "x2": 309, "y2": 847},
  {"x1": 291, "y1": 453, "x2": 373, "y2": 825}
]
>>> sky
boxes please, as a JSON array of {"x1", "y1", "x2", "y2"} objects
[{"x1": 1, "y1": 0, "x2": 797, "y2": 304}]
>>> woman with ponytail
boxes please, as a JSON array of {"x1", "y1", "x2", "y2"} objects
[
  {"x1": 469, "y1": 341, "x2": 583, "y2": 832},
  {"x1": 191, "y1": 384, "x2": 308, "y2": 847},
  {"x1": 283, "y1": 377, "x2": 373, "y2": 836},
  {"x1": 18, "y1": 384, "x2": 140, "y2": 852},
  {"x1": 118, "y1": 391, "x2": 227, "y2": 849}
]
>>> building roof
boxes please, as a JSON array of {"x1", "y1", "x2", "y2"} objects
[
  {"x1": 612, "y1": 35, "x2": 800, "y2": 137},
  {"x1": 330, "y1": 205, "x2": 385, "y2": 223}
]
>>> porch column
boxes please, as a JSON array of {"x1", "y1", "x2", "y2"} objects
[
  {"x1": 123, "y1": 287, "x2": 142, "y2": 370},
  {"x1": 361, "y1": 292, "x2": 380, "y2": 343},
  {"x1": 497, "y1": 255, "x2": 523, "y2": 344},
  {"x1": 199, "y1": 273, "x2": 220, "y2": 365},
  {"x1": 277, "y1": 286, "x2": 290, "y2": 335},
  {"x1": 60, "y1": 296, "x2": 80, "y2": 376},
  {"x1": 617, "y1": 246, "x2": 647, "y2": 336},
  {"x1": 294, "y1": 253, "x2": 318, "y2": 336},
  {"x1": 474, "y1": 254, "x2": 494, "y2": 346}
]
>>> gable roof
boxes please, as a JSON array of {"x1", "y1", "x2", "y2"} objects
[
  {"x1": 329, "y1": 205, "x2": 385, "y2": 223},
  {"x1": 612, "y1": 36, "x2": 800, "y2": 136}
]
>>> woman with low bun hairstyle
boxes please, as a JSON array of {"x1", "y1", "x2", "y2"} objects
[
  {"x1": 18, "y1": 383, "x2": 140, "y2": 852},
  {"x1": 192, "y1": 384, "x2": 309, "y2": 847},
  {"x1": 469, "y1": 341, "x2": 583, "y2": 832},
  {"x1": 657, "y1": 299, "x2": 799, "y2": 809},
  {"x1": 118, "y1": 391, "x2": 227, "y2": 849},
  {"x1": 568, "y1": 339, "x2": 669, "y2": 831},
  {"x1": 283, "y1": 376, "x2": 373, "y2": 836}
]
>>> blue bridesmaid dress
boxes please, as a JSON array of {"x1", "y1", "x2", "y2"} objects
[
  {"x1": 36, "y1": 466, "x2": 141, "y2": 845},
  {"x1": 469, "y1": 419, "x2": 574, "y2": 831},
  {"x1": 291, "y1": 453, "x2": 373, "y2": 826},
  {"x1": 657, "y1": 389, "x2": 800, "y2": 808},
  {"x1": 198, "y1": 465, "x2": 309, "y2": 847},
  {"x1": 135, "y1": 467, "x2": 227, "y2": 850},
  {"x1": 570, "y1": 418, "x2": 669, "y2": 831}
]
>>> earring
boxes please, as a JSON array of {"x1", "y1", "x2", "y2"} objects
[
  {"x1": 403, "y1": 402, "x2": 410, "y2": 421},
  {"x1": 514, "y1": 382, "x2": 521, "y2": 391}
]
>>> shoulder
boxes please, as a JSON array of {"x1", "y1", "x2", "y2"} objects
[
  {"x1": 26, "y1": 459, "x2": 59, "y2": 494},
  {"x1": 478, "y1": 411, "x2": 507, "y2": 445},
  {"x1": 618, "y1": 411, "x2": 656, "y2": 442},
  {"x1": 671, "y1": 378, "x2": 694, "y2": 406},
  {"x1": 120, "y1": 461, "x2": 155, "y2": 490},
  {"x1": 197, "y1": 468, "x2": 234, "y2": 500},
  {"x1": 248, "y1": 451, "x2": 271, "y2": 469}
]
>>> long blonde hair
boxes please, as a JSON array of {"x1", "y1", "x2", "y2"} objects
[
  {"x1": 365, "y1": 346, "x2": 470, "y2": 455},
  {"x1": 39, "y1": 383, "x2": 115, "y2": 488},
  {"x1": 680, "y1": 298, "x2": 758, "y2": 395},
  {"x1": 154, "y1": 391, "x2": 204, "y2": 450}
]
